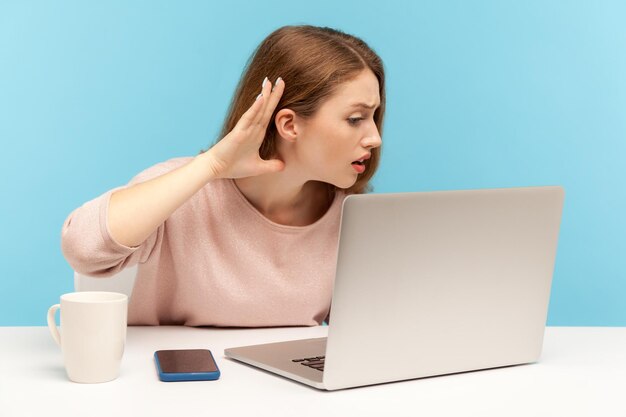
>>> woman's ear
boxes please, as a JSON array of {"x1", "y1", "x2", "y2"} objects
[{"x1": 274, "y1": 109, "x2": 299, "y2": 143}]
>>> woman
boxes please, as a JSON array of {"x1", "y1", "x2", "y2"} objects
[{"x1": 61, "y1": 25, "x2": 386, "y2": 327}]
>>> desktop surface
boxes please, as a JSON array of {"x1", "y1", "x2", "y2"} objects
[{"x1": 1, "y1": 326, "x2": 624, "y2": 417}]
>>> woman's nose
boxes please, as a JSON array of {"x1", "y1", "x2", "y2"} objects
[{"x1": 362, "y1": 129, "x2": 382, "y2": 149}]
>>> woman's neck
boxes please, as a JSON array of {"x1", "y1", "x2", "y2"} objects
[{"x1": 233, "y1": 172, "x2": 333, "y2": 226}]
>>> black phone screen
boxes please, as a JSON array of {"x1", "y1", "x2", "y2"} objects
[{"x1": 155, "y1": 349, "x2": 218, "y2": 374}]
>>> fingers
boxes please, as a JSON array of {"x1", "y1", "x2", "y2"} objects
[
  {"x1": 236, "y1": 76, "x2": 285, "y2": 130},
  {"x1": 253, "y1": 77, "x2": 284, "y2": 126},
  {"x1": 261, "y1": 77, "x2": 284, "y2": 123}
]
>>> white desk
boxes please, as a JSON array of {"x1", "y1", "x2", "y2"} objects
[{"x1": 1, "y1": 326, "x2": 625, "y2": 417}]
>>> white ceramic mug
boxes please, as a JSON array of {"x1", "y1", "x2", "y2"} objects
[{"x1": 47, "y1": 291, "x2": 128, "y2": 383}]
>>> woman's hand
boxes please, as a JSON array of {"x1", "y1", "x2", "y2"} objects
[{"x1": 201, "y1": 77, "x2": 286, "y2": 179}]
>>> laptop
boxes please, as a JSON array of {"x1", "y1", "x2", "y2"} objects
[{"x1": 224, "y1": 186, "x2": 564, "y2": 390}]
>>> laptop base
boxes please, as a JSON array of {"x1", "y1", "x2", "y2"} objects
[{"x1": 225, "y1": 337, "x2": 327, "y2": 389}]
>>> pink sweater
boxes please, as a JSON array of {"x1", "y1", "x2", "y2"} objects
[{"x1": 61, "y1": 157, "x2": 345, "y2": 327}]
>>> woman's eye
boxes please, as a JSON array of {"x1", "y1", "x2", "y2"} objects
[{"x1": 348, "y1": 117, "x2": 364, "y2": 125}]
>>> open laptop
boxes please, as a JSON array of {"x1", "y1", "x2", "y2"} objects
[{"x1": 224, "y1": 186, "x2": 564, "y2": 390}]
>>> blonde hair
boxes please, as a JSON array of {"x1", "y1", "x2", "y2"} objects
[{"x1": 204, "y1": 25, "x2": 386, "y2": 194}]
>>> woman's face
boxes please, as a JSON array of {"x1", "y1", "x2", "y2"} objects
[{"x1": 280, "y1": 69, "x2": 382, "y2": 189}]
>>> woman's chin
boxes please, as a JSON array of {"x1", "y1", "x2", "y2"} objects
[{"x1": 330, "y1": 176, "x2": 358, "y2": 190}]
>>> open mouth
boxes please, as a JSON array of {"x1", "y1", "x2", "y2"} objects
[
  {"x1": 351, "y1": 154, "x2": 370, "y2": 174},
  {"x1": 351, "y1": 160, "x2": 366, "y2": 173}
]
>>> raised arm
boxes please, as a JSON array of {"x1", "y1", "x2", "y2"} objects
[{"x1": 107, "y1": 76, "x2": 285, "y2": 248}]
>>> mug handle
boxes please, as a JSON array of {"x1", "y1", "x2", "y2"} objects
[{"x1": 47, "y1": 304, "x2": 61, "y2": 347}]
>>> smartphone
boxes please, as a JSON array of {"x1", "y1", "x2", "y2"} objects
[{"x1": 154, "y1": 349, "x2": 221, "y2": 382}]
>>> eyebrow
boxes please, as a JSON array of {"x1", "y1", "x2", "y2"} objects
[{"x1": 349, "y1": 102, "x2": 380, "y2": 110}]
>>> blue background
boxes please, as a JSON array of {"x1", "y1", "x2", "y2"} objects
[{"x1": 1, "y1": 1, "x2": 624, "y2": 326}]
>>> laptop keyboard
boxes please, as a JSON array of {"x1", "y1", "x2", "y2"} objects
[{"x1": 292, "y1": 356, "x2": 325, "y2": 372}]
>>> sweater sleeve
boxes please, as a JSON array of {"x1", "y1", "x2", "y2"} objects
[{"x1": 60, "y1": 158, "x2": 187, "y2": 277}]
